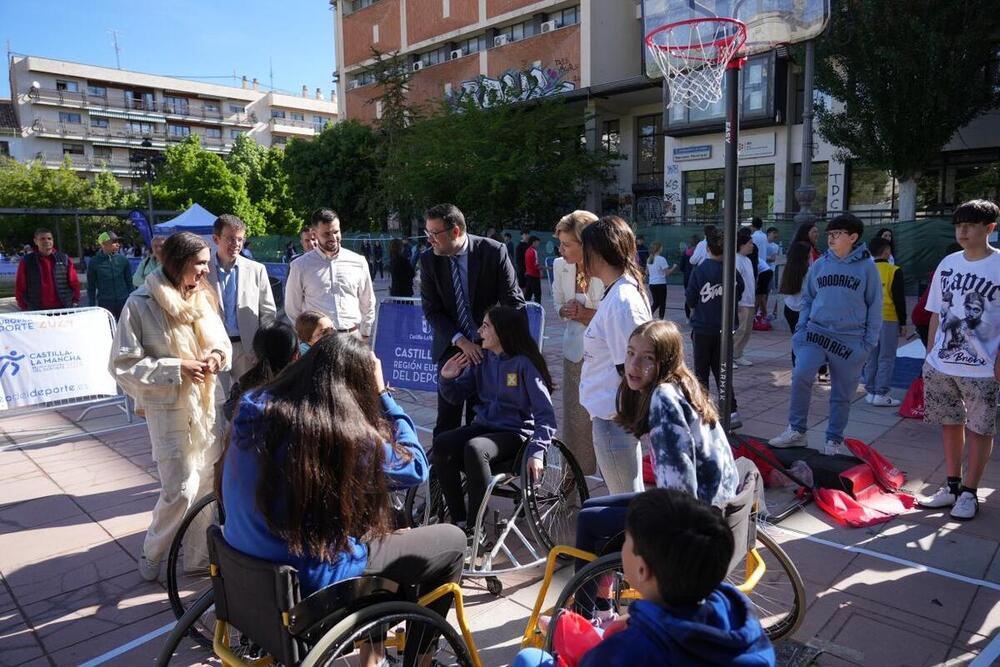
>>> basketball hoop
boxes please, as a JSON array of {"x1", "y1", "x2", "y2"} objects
[{"x1": 645, "y1": 18, "x2": 747, "y2": 110}]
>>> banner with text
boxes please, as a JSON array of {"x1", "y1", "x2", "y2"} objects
[
  {"x1": 0, "y1": 309, "x2": 118, "y2": 410},
  {"x1": 373, "y1": 300, "x2": 545, "y2": 393}
]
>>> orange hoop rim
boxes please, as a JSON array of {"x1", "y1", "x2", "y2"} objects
[{"x1": 645, "y1": 17, "x2": 747, "y2": 65}]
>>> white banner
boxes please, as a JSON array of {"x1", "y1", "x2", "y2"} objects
[{"x1": 0, "y1": 309, "x2": 118, "y2": 410}]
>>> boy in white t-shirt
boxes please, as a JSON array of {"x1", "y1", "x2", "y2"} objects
[
  {"x1": 918, "y1": 200, "x2": 1000, "y2": 521},
  {"x1": 733, "y1": 227, "x2": 758, "y2": 367}
]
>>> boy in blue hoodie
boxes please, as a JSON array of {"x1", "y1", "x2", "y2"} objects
[
  {"x1": 770, "y1": 213, "x2": 882, "y2": 456},
  {"x1": 512, "y1": 488, "x2": 774, "y2": 667}
]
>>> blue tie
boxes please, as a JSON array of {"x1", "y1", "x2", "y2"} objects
[{"x1": 450, "y1": 256, "x2": 477, "y2": 341}]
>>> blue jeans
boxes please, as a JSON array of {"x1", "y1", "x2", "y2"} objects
[
  {"x1": 591, "y1": 418, "x2": 644, "y2": 494},
  {"x1": 512, "y1": 648, "x2": 554, "y2": 667},
  {"x1": 863, "y1": 322, "x2": 899, "y2": 396},
  {"x1": 575, "y1": 493, "x2": 634, "y2": 568},
  {"x1": 789, "y1": 331, "x2": 869, "y2": 444}
]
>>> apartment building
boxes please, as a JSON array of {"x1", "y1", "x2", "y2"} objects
[
  {"x1": 330, "y1": 0, "x2": 999, "y2": 222},
  {"x1": 6, "y1": 55, "x2": 338, "y2": 184}
]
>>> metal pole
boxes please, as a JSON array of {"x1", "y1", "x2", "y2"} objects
[
  {"x1": 794, "y1": 40, "x2": 817, "y2": 225},
  {"x1": 74, "y1": 213, "x2": 83, "y2": 261},
  {"x1": 719, "y1": 60, "x2": 742, "y2": 433}
]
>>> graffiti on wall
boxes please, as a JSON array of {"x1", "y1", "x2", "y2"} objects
[{"x1": 448, "y1": 66, "x2": 576, "y2": 109}]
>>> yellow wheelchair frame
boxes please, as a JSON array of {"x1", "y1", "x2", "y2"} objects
[{"x1": 209, "y1": 541, "x2": 767, "y2": 667}]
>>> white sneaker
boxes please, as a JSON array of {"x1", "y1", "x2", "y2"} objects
[
  {"x1": 138, "y1": 553, "x2": 160, "y2": 582},
  {"x1": 735, "y1": 356, "x2": 753, "y2": 367},
  {"x1": 950, "y1": 491, "x2": 979, "y2": 521},
  {"x1": 918, "y1": 486, "x2": 957, "y2": 509},
  {"x1": 871, "y1": 394, "x2": 901, "y2": 407},
  {"x1": 865, "y1": 393, "x2": 875, "y2": 404},
  {"x1": 730, "y1": 411, "x2": 743, "y2": 430},
  {"x1": 769, "y1": 426, "x2": 805, "y2": 448},
  {"x1": 731, "y1": 358, "x2": 742, "y2": 367},
  {"x1": 824, "y1": 439, "x2": 850, "y2": 457}
]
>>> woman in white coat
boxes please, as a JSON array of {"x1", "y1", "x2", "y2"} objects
[
  {"x1": 552, "y1": 211, "x2": 604, "y2": 475},
  {"x1": 110, "y1": 232, "x2": 232, "y2": 581}
]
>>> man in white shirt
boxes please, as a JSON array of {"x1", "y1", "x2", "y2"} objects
[
  {"x1": 207, "y1": 215, "x2": 277, "y2": 391},
  {"x1": 284, "y1": 209, "x2": 376, "y2": 341},
  {"x1": 689, "y1": 224, "x2": 717, "y2": 267},
  {"x1": 750, "y1": 217, "x2": 773, "y2": 316}
]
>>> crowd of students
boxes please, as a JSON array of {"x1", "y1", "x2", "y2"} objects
[{"x1": 97, "y1": 197, "x2": 998, "y2": 665}]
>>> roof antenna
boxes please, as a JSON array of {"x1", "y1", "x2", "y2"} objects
[
  {"x1": 107, "y1": 29, "x2": 122, "y2": 69},
  {"x1": 269, "y1": 57, "x2": 274, "y2": 92}
]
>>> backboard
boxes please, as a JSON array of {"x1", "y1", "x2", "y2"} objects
[{"x1": 642, "y1": 0, "x2": 830, "y2": 78}]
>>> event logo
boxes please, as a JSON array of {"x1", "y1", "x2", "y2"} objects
[{"x1": 0, "y1": 350, "x2": 26, "y2": 377}]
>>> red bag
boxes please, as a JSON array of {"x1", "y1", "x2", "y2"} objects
[
  {"x1": 814, "y1": 487, "x2": 898, "y2": 528},
  {"x1": 843, "y1": 438, "x2": 906, "y2": 492},
  {"x1": 641, "y1": 452, "x2": 656, "y2": 486},
  {"x1": 752, "y1": 311, "x2": 772, "y2": 331},
  {"x1": 898, "y1": 377, "x2": 925, "y2": 420},
  {"x1": 730, "y1": 438, "x2": 777, "y2": 483},
  {"x1": 552, "y1": 610, "x2": 604, "y2": 667}
]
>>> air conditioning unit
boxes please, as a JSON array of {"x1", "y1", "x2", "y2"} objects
[
  {"x1": 494, "y1": 34, "x2": 511, "y2": 47},
  {"x1": 348, "y1": 80, "x2": 361, "y2": 90},
  {"x1": 412, "y1": 61, "x2": 424, "y2": 72},
  {"x1": 540, "y1": 19, "x2": 559, "y2": 33},
  {"x1": 450, "y1": 49, "x2": 464, "y2": 60}
]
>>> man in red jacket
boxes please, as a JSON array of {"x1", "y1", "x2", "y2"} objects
[
  {"x1": 14, "y1": 228, "x2": 81, "y2": 311},
  {"x1": 524, "y1": 235, "x2": 543, "y2": 303}
]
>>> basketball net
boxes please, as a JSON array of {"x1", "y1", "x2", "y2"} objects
[{"x1": 646, "y1": 18, "x2": 747, "y2": 110}]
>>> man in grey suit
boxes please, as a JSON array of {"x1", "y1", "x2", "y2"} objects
[{"x1": 208, "y1": 214, "x2": 277, "y2": 393}]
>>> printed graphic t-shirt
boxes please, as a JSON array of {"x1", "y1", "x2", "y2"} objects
[{"x1": 925, "y1": 249, "x2": 1000, "y2": 378}]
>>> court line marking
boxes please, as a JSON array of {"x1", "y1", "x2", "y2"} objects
[{"x1": 77, "y1": 621, "x2": 174, "y2": 667}]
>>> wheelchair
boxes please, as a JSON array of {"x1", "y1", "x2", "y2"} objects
[
  {"x1": 403, "y1": 437, "x2": 589, "y2": 595},
  {"x1": 519, "y1": 458, "x2": 807, "y2": 649},
  {"x1": 156, "y1": 524, "x2": 480, "y2": 666}
]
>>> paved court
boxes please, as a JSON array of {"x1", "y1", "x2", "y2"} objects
[{"x1": 1, "y1": 280, "x2": 998, "y2": 666}]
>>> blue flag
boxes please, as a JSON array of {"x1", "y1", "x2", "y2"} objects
[{"x1": 129, "y1": 210, "x2": 153, "y2": 248}]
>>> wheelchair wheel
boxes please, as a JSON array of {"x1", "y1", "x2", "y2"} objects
[
  {"x1": 551, "y1": 553, "x2": 635, "y2": 622},
  {"x1": 166, "y1": 492, "x2": 222, "y2": 647},
  {"x1": 403, "y1": 469, "x2": 452, "y2": 527},
  {"x1": 155, "y1": 588, "x2": 265, "y2": 666},
  {"x1": 301, "y1": 600, "x2": 475, "y2": 666},
  {"x1": 725, "y1": 528, "x2": 806, "y2": 642},
  {"x1": 524, "y1": 439, "x2": 589, "y2": 552}
]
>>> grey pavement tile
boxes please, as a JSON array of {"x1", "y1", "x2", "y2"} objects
[
  {"x1": 945, "y1": 631, "x2": 991, "y2": 666},
  {"x1": 0, "y1": 611, "x2": 46, "y2": 667},
  {"x1": 63, "y1": 474, "x2": 159, "y2": 514},
  {"x1": 986, "y1": 549, "x2": 1000, "y2": 585},
  {"x1": 0, "y1": 494, "x2": 87, "y2": 535},
  {"x1": 0, "y1": 475, "x2": 63, "y2": 508},
  {"x1": 766, "y1": 531, "x2": 858, "y2": 588},
  {"x1": 862, "y1": 520, "x2": 1000, "y2": 580},
  {"x1": 46, "y1": 609, "x2": 175, "y2": 667},
  {"x1": 774, "y1": 505, "x2": 890, "y2": 548},
  {"x1": 960, "y1": 586, "x2": 1000, "y2": 640}
]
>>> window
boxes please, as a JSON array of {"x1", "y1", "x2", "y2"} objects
[
  {"x1": 313, "y1": 115, "x2": 325, "y2": 126},
  {"x1": 56, "y1": 81, "x2": 79, "y2": 92},
  {"x1": 683, "y1": 168, "x2": 725, "y2": 220},
  {"x1": 169, "y1": 125, "x2": 191, "y2": 137},
  {"x1": 554, "y1": 6, "x2": 580, "y2": 26},
  {"x1": 291, "y1": 112, "x2": 305, "y2": 121},
  {"x1": 204, "y1": 102, "x2": 220, "y2": 112},
  {"x1": 93, "y1": 146, "x2": 112, "y2": 160},
  {"x1": 163, "y1": 95, "x2": 190, "y2": 114},
  {"x1": 126, "y1": 91, "x2": 155, "y2": 111},
  {"x1": 59, "y1": 112, "x2": 82, "y2": 124},
  {"x1": 348, "y1": 0, "x2": 377, "y2": 12},
  {"x1": 229, "y1": 104, "x2": 246, "y2": 113},
  {"x1": 790, "y1": 161, "x2": 829, "y2": 214},
  {"x1": 848, "y1": 164, "x2": 897, "y2": 212},
  {"x1": 636, "y1": 114, "x2": 664, "y2": 185},
  {"x1": 271, "y1": 110, "x2": 286, "y2": 119},
  {"x1": 129, "y1": 121, "x2": 155, "y2": 135},
  {"x1": 273, "y1": 136, "x2": 287, "y2": 145},
  {"x1": 230, "y1": 129, "x2": 245, "y2": 139},
  {"x1": 62, "y1": 143, "x2": 84, "y2": 155},
  {"x1": 601, "y1": 119, "x2": 620, "y2": 153},
  {"x1": 87, "y1": 85, "x2": 107, "y2": 97},
  {"x1": 667, "y1": 52, "x2": 773, "y2": 127},
  {"x1": 0, "y1": 141, "x2": 9, "y2": 157},
  {"x1": 205, "y1": 127, "x2": 222, "y2": 138},
  {"x1": 457, "y1": 35, "x2": 487, "y2": 56},
  {"x1": 741, "y1": 57, "x2": 770, "y2": 115},
  {"x1": 350, "y1": 71, "x2": 378, "y2": 88},
  {"x1": 737, "y1": 164, "x2": 776, "y2": 217},
  {"x1": 90, "y1": 116, "x2": 109, "y2": 128}
]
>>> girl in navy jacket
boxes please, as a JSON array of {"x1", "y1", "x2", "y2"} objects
[{"x1": 435, "y1": 304, "x2": 557, "y2": 531}]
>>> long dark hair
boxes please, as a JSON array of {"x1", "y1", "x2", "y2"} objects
[
  {"x1": 487, "y1": 305, "x2": 554, "y2": 392},
  {"x1": 873, "y1": 227, "x2": 895, "y2": 253},
  {"x1": 790, "y1": 221, "x2": 817, "y2": 249},
  {"x1": 779, "y1": 241, "x2": 814, "y2": 295},
  {"x1": 616, "y1": 320, "x2": 719, "y2": 435},
  {"x1": 251, "y1": 334, "x2": 403, "y2": 561},
  {"x1": 581, "y1": 215, "x2": 648, "y2": 306},
  {"x1": 240, "y1": 322, "x2": 298, "y2": 392}
]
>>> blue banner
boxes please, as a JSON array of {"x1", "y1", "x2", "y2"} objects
[
  {"x1": 129, "y1": 210, "x2": 153, "y2": 249},
  {"x1": 374, "y1": 300, "x2": 545, "y2": 393}
]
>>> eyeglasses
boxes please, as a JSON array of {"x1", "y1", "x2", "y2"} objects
[
  {"x1": 424, "y1": 227, "x2": 450, "y2": 239},
  {"x1": 826, "y1": 230, "x2": 848, "y2": 240}
]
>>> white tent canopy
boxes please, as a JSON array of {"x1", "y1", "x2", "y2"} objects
[{"x1": 153, "y1": 203, "x2": 217, "y2": 236}]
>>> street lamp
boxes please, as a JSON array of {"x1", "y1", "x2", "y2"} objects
[{"x1": 129, "y1": 138, "x2": 163, "y2": 228}]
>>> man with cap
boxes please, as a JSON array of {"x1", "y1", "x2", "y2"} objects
[
  {"x1": 15, "y1": 227, "x2": 81, "y2": 311},
  {"x1": 87, "y1": 231, "x2": 133, "y2": 319}
]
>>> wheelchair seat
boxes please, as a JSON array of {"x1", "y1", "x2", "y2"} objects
[
  {"x1": 724, "y1": 458, "x2": 762, "y2": 576},
  {"x1": 206, "y1": 525, "x2": 409, "y2": 665}
]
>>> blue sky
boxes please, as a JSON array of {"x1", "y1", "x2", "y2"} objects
[{"x1": 0, "y1": 1, "x2": 337, "y2": 98}]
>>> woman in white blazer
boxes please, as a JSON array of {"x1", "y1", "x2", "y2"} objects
[{"x1": 552, "y1": 211, "x2": 604, "y2": 475}]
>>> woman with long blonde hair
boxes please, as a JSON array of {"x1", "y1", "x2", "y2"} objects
[
  {"x1": 110, "y1": 232, "x2": 232, "y2": 581},
  {"x1": 551, "y1": 210, "x2": 603, "y2": 474}
]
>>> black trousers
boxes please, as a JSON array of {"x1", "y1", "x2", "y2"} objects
[
  {"x1": 524, "y1": 276, "x2": 542, "y2": 303},
  {"x1": 432, "y1": 424, "x2": 524, "y2": 524},
  {"x1": 691, "y1": 331, "x2": 737, "y2": 411},
  {"x1": 783, "y1": 306, "x2": 828, "y2": 376},
  {"x1": 649, "y1": 284, "x2": 667, "y2": 319},
  {"x1": 364, "y1": 524, "x2": 465, "y2": 656},
  {"x1": 916, "y1": 324, "x2": 929, "y2": 349}
]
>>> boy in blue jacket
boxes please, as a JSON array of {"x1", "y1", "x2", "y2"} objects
[
  {"x1": 513, "y1": 488, "x2": 774, "y2": 667},
  {"x1": 770, "y1": 213, "x2": 882, "y2": 456}
]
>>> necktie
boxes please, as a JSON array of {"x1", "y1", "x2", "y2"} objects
[{"x1": 450, "y1": 256, "x2": 477, "y2": 341}]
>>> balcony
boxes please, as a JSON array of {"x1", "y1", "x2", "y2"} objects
[
  {"x1": 37, "y1": 152, "x2": 135, "y2": 174},
  {"x1": 32, "y1": 119, "x2": 168, "y2": 148},
  {"x1": 30, "y1": 88, "x2": 257, "y2": 126},
  {"x1": 269, "y1": 116, "x2": 322, "y2": 136}
]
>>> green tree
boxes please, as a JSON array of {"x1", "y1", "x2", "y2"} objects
[
  {"x1": 282, "y1": 120, "x2": 383, "y2": 230},
  {"x1": 226, "y1": 134, "x2": 301, "y2": 234},
  {"x1": 152, "y1": 136, "x2": 266, "y2": 235},
  {"x1": 387, "y1": 95, "x2": 618, "y2": 231},
  {"x1": 815, "y1": 0, "x2": 1000, "y2": 220}
]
